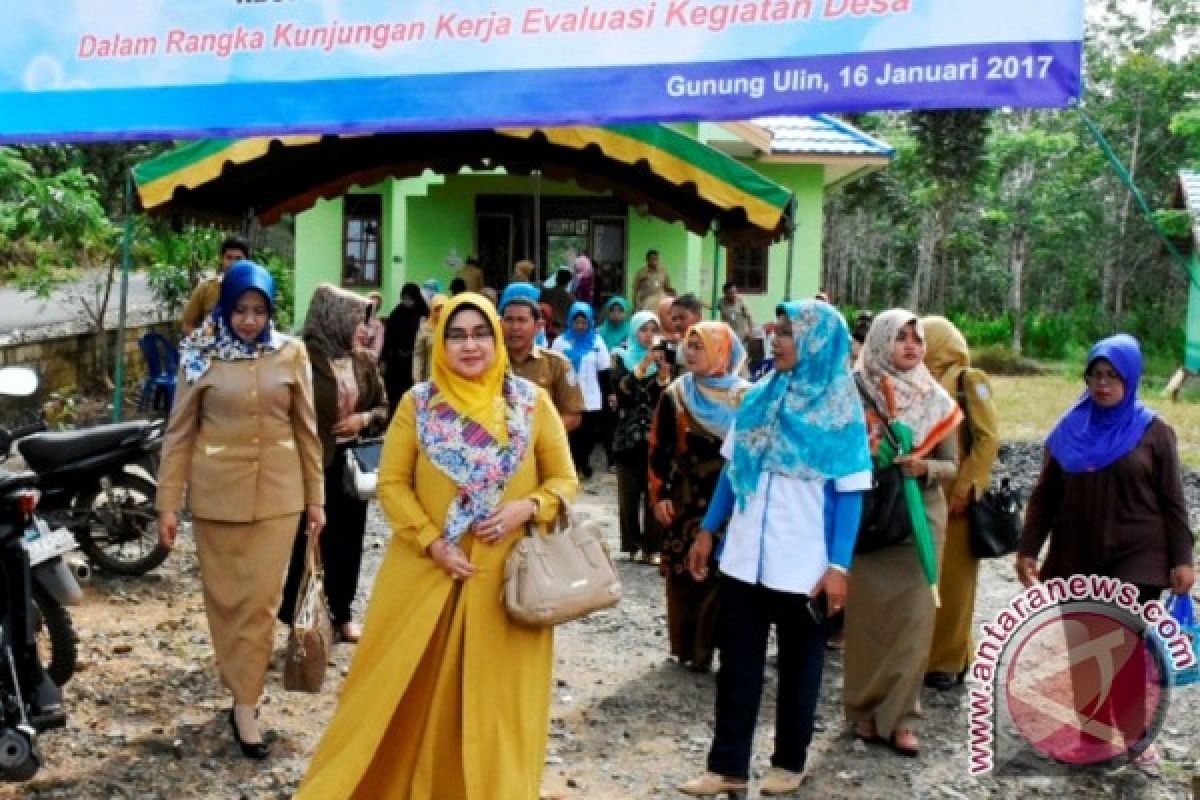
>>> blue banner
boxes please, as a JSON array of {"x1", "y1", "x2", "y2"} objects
[{"x1": 0, "y1": 0, "x2": 1083, "y2": 142}]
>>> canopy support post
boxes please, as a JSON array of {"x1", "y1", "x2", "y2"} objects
[
  {"x1": 783, "y1": 195, "x2": 798, "y2": 301},
  {"x1": 710, "y1": 224, "x2": 721, "y2": 320},
  {"x1": 533, "y1": 169, "x2": 542, "y2": 284},
  {"x1": 112, "y1": 170, "x2": 134, "y2": 422}
]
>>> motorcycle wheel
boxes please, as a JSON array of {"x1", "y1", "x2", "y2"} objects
[
  {"x1": 75, "y1": 472, "x2": 170, "y2": 577},
  {"x1": 31, "y1": 585, "x2": 77, "y2": 687}
]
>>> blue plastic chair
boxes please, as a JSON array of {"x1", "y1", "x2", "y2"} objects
[{"x1": 137, "y1": 332, "x2": 179, "y2": 414}]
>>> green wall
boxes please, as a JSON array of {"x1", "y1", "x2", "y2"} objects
[
  {"x1": 291, "y1": 161, "x2": 829, "y2": 329},
  {"x1": 293, "y1": 195, "x2": 343, "y2": 332}
]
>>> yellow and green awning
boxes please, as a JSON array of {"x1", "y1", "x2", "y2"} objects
[{"x1": 133, "y1": 125, "x2": 793, "y2": 242}]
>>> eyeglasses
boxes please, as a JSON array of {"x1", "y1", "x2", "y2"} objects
[
  {"x1": 445, "y1": 328, "x2": 495, "y2": 345},
  {"x1": 1085, "y1": 368, "x2": 1122, "y2": 386}
]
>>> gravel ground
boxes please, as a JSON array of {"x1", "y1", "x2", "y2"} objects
[{"x1": 2, "y1": 443, "x2": 1197, "y2": 799}]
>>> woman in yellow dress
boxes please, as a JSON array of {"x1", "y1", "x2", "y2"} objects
[{"x1": 297, "y1": 292, "x2": 578, "y2": 799}]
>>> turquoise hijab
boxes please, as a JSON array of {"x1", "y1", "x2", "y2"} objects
[
  {"x1": 614, "y1": 310, "x2": 660, "y2": 374},
  {"x1": 729, "y1": 300, "x2": 872, "y2": 508},
  {"x1": 597, "y1": 296, "x2": 632, "y2": 351}
]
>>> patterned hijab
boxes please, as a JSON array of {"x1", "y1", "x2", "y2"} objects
[
  {"x1": 615, "y1": 310, "x2": 660, "y2": 375},
  {"x1": 415, "y1": 293, "x2": 537, "y2": 542},
  {"x1": 729, "y1": 300, "x2": 871, "y2": 508},
  {"x1": 179, "y1": 260, "x2": 284, "y2": 385},
  {"x1": 856, "y1": 309, "x2": 961, "y2": 457},
  {"x1": 302, "y1": 284, "x2": 369, "y2": 361},
  {"x1": 1046, "y1": 334, "x2": 1156, "y2": 473},
  {"x1": 597, "y1": 296, "x2": 632, "y2": 351},
  {"x1": 671, "y1": 321, "x2": 748, "y2": 439},
  {"x1": 429, "y1": 293, "x2": 511, "y2": 441}
]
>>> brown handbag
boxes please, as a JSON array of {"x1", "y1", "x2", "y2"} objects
[
  {"x1": 504, "y1": 491, "x2": 622, "y2": 627},
  {"x1": 283, "y1": 540, "x2": 334, "y2": 693}
]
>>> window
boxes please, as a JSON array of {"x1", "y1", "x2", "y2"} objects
[
  {"x1": 728, "y1": 244, "x2": 768, "y2": 294},
  {"x1": 342, "y1": 195, "x2": 382, "y2": 288}
]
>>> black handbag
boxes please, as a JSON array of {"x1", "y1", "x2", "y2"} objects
[
  {"x1": 956, "y1": 372, "x2": 1023, "y2": 558},
  {"x1": 343, "y1": 439, "x2": 384, "y2": 501},
  {"x1": 854, "y1": 375, "x2": 914, "y2": 554}
]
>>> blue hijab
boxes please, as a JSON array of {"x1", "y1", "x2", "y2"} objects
[
  {"x1": 729, "y1": 301, "x2": 872, "y2": 508},
  {"x1": 1046, "y1": 334, "x2": 1156, "y2": 473},
  {"x1": 597, "y1": 296, "x2": 632, "y2": 351},
  {"x1": 614, "y1": 310, "x2": 660, "y2": 375},
  {"x1": 180, "y1": 260, "x2": 284, "y2": 384},
  {"x1": 562, "y1": 301, "x2": 597, "y2": 373}
]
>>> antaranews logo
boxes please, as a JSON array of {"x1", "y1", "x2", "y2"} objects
[{"x1": 967, "y1": 575, "x2": 1195, "y2": 775}]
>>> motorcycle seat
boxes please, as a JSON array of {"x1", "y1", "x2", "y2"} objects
[{"x1": 18, "y1": 421, "x2": 154, "y2": 473}]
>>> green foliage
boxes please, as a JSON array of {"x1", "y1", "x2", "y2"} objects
[
  {"x1": 260, "y1": 249, "x2": 296, "y2": 332},
  {"x1": 826, "y1": 1, "x2": 1199, "y2": 368}
]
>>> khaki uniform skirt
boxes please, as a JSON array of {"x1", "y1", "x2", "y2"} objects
[
  {"x1": 193, "y1": 513, "x2": 299, "y2": 704},
  {"x1": 844, "y1": 485, "x2": 947, "y2": 738}
]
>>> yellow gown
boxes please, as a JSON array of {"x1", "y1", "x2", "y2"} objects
[{"x1": 297, "y1": 388, "x2": 577, "y2": 800}]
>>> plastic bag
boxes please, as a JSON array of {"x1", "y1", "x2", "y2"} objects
[{"x1": 1164, "y1": 593, "x2": 1199, "y2": 687}]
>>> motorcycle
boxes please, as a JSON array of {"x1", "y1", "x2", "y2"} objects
[
  {"x1": 10, "y1": 407, "x2": 167, "y2": 577},
  {"x1": 21, "y1": 516, "x2": 82, "y2": 688},
  {"x1": 0, "y1": 368, "x2": 68, "y2": 782}
]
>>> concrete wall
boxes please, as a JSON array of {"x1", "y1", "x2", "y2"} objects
[{"x1": 0, "y1": 320, "x2": 176, "y2": 398}]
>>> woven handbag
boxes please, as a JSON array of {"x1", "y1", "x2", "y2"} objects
[
  {"x1": 283, "y1": 540, "x2": 334, "y2": 693},
  {"x1": 504, "y1": 492, "x2": 622, "y2": 627}
]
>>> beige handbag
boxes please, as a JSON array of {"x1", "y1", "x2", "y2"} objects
[
  {"x1": 504, "y1": 492, "x2": 622, "y2": 627},
  {"x1": 283, "y1": 541, "x2": 334, "y2": 693}
]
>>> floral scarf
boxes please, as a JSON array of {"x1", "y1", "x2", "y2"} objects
[
  {"x1": 179, "y1": 260, "x2": 285, "y2": 385},
  {"x1": 856, "y1": 309, "x2": 961, "y2": 457},
  {"x1": 412, "y1": 376, "x2": 538, "y2": 543},
  {"x1": 729, "y1": 300, "x2": 871, "y2": 508}
]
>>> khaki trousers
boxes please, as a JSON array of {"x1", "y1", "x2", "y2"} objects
[{"x1": 194, "y1": 513, "x2": 299, "y2": 704}]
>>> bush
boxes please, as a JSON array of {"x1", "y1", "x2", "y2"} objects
[{"x1": 972, "y1": 344, "x2": 1045, "y2": 376}]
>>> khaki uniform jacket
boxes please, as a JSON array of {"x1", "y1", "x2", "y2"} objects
[
  {"x1": 510, "y1": 347, "x2": 586, "y2": 417},
  {"x1": 156, "y1": 338, "x2": 325, "y2": 521},
  {"x1": 943, "y1": 366, "x2": 1000, "y2": 504},
  {"x1": 455, "y1": 265, "x2": 485, "y2": 293},
  {"x1": 180, "y1": 277, "x2": 221, "y2": 332}
]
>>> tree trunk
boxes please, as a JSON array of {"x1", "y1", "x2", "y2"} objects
[
  {"x1": 1106, "y1": 101, "x2": 1143, "y2": 324},
  {"x1": 910, "y1": 209, "x2": 942, "y2": 312},
  {"x1": 1009, "y1": 227, "x2": 1027, "y2": 355}
]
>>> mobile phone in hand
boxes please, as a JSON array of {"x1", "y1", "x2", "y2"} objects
[{"x1": 806, "y1": 594, "x2": 828, "y2": 626}]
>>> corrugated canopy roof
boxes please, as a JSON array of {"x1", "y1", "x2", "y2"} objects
[{"x1": 133, "y1": 125, "x2": 795, "y2": 243}]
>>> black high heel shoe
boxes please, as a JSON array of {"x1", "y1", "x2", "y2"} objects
[{"x1": 229, "y1": 708, "x2": 269, "y2": 760}]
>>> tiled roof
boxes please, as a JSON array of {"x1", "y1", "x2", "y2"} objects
[
  {"x1": 753, "y1": 114, "x2": 894, "y2": 157},
  {"x1": 1181, "y1": 170, "x2": 1200, "y2": 245}
]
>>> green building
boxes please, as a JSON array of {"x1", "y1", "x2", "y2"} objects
[{"x1": 134, "y1": 118, "x2": 891, "y2": 325}]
